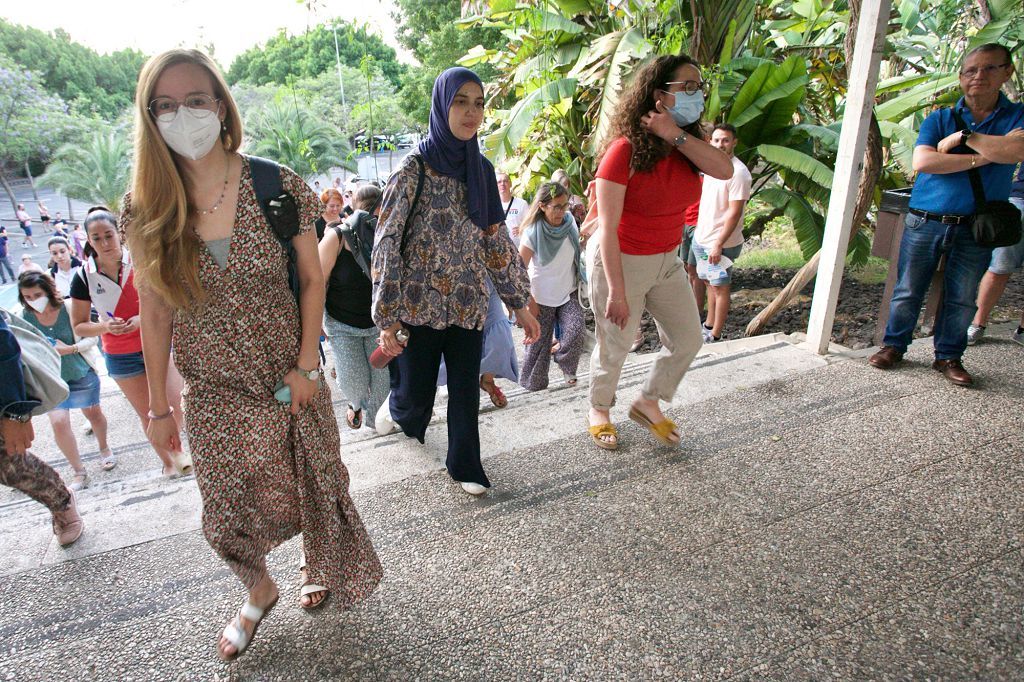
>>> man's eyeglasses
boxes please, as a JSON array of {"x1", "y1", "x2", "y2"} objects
[
  {"x1": 960, "y1": 63, "x2": 1011, "y2": 79},
  {"x1": 663, "y1": 80, "x2": 707, "y2": 95},
  {"x1": 148, "y1": 94, "x2": 220, "y2": 120}
]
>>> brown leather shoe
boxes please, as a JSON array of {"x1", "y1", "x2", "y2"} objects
[
  {"x1": 932, "y1": 358, "x2": 973, "y2": 387},
  {"x1": 52, "y1": 489, "x2": 84, "y2": 547},
  {"x1": 868, "y1": 346, "x2": 904, "y2": 369}
]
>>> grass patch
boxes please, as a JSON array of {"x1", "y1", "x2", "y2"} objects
[
  {"x1": 734, "y1": 246, "x2": 806, "y2": 270},
  {"x1": 848, "y1": 256, "x2": 889, "y2": 285}
]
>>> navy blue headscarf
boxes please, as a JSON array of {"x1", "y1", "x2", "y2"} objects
[{"x1": 417, "y1": 67, "x2": 504, "y2": 229}]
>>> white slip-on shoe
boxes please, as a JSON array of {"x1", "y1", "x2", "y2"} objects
[
  {"x1": 460, "y1": 481, "x2": 488, "y2": 496},
  {"x1": 374, "y1": 394, "x2": 399, "y2": 435}
]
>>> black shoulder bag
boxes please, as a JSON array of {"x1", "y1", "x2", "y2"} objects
[{"x1": 951, "y1": 111, "x2": 1022, "y2": 248}]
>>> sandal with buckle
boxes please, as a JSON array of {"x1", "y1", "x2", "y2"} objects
[
  {"x1": 69, "y1": 469, "x2": 89, "y2": 492},
  {"x1": 628, "y1": 405, "x2": 680, "y2": 447},
  {"x1": 479, "y1": 377, "x2": 508, "y2": 408},
  {"x1": 346, "y1": 405, "x2": 363, "y2": 429},
  {"x1": 299, "y1": 554, "x2": 330, "y2": 611},
  {"x1": 588, "y1": 423, "x2": 618, "y2": 451},
  {"x1": 219, "y1": 596, "x2": 279, "y2": 662},
  {"x1": 99, "y1": 449, "x2": 117, "y2": 471}
]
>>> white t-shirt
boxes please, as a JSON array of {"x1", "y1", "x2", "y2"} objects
[
  {"x1": 524, "y1": 230, "x2": 576, "y2": 307},
  {"x1": 502, "y1": 196, "x2": 529, "y2": 246},
  {"x1": 53, "y1": 265, "x2": 81, "y2": 297},
  {"x1": 695, "y1": 156, "x2": 752, "y2": 249}
]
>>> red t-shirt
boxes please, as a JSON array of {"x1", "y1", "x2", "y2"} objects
[
  {"x1": 69, "y1": 258, "x2": 142, "y2": 355},
  {"x1": 684, "y1": 179, "x2": 702, "y2": 226},
  {"x1": 595, "y1": 137, "x2": 702, "y2": 255}
]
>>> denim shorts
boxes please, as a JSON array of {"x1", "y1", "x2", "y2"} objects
[
  {"x1": 691, "y1": 241, "x2": 743, "y2": 285},
  {"x1": 680, "y1": 225, "x2": 697, "y2": 265},
  {"x1": 104, "y1": 350, "x2": 146, "y2": 380},
  {"x1": 987, "y1": 196, "x2": 1024, "y2": 275},
  {"x1": 56, "y1": 369, "x2": 101, "y2": 410}
]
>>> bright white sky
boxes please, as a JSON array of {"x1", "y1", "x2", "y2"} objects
[{"x1": 2, "y1": 0, "x2": 416, "y2": 67}]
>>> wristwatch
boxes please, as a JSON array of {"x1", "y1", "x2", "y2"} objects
[
  {"x1": 2, "y1": 412, "x2": 32, "y2": 424},
  {"x1": 672, "y1": 131, "x2": 688, "y2": 147},
  {"x1": 295, "y1": 365, "x2": 321, "y2": 382},
  {"x1": 960, "y1": 129, "x2": 973, "y2": 147}
]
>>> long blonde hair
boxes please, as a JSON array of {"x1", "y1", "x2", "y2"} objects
[{"x1": 127, "y1": 49, "x2": 243, "y2": 310}]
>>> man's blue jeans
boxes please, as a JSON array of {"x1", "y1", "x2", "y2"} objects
[{"x1": 882, "y1": 212, "x2": 993, "y2": 360}]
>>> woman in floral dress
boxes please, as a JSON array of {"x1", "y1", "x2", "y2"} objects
[{"x1": 123, "y1": 49, "x2": 381, "y2": 661}]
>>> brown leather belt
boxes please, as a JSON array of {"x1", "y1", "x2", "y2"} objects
[{"x1": 908, "y1": 208, "x2": 973, "y2": 225}]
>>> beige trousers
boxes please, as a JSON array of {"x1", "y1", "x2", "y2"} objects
[{"x1": 587, "y1": 242, "x2": 703, "y2": 410}]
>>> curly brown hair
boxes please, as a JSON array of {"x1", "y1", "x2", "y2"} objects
[{"x1": 603, "y1": 54, "x2": 705, "y2": 174}]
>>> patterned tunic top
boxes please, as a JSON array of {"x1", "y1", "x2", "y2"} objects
[
  {"x1": 371, "y1": 152, "x2": 531, "y2": 331},
  {"x1": 122, "y1": 155, "x2": 382, "y2": 600}
]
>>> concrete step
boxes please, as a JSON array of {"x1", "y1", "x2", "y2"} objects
[{"x1": 0, "y1": 332, "x2": 830, "y2": 577}]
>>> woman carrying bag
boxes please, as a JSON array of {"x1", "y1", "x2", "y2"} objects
[
  {"x1": 123, "y1": 49, "x2": 381, "y2": 661},
  {"x1": 19, "y1": 271, "x2": 116, "y2": 487},
  {"x1": 319, "y1": 184, "x2": 390, "y2": 432},
  {"x1": 372, "y1": 66, "x2": 539, "y2": 496},
  {"x1": 0, "y1": 312, "x2": 85, "y2": 547}
]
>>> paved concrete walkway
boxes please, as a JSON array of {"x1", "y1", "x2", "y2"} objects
[{"x1": 0, "y1": 326, "x2": 1021, "y2": 680}]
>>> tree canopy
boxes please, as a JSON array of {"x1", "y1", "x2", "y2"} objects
[
  {"x1": 227, "y1": 22, "x2": 405, "y2": 88},
  {"x1": 392, "y1": 0, "x2": 504, "y2": 125},
  {"x1": 0, "y1": 19, "x2": 145, "y2": 120}
]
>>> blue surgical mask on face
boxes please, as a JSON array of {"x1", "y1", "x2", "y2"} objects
[{"x1": 667, "y1": 90, "x2": 704, "y2": 127}]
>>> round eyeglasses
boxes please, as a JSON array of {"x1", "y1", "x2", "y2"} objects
[
  {"x1": 148, "y1": 94, "x2": 220, "y2": 121},
  {"x1": 663, "y1": 80, "x2": 707, "y2": 95}
]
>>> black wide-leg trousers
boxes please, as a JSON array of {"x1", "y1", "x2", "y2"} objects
[{"x1": 388, "y1": 324, "x2": 489, "y2": 487}]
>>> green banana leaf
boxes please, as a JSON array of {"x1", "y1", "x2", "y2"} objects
[
  {"x1": 484, "y1": 77, "x2": 579, "y2": 161},
  {"x1": 757, "y1": 143, "x2": 834, "y2": 189}
]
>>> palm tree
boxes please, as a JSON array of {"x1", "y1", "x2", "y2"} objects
[
  {"x1": 246, "y1": 97, "x2": 356, "y2": 179},
  {"x1": 38, "y1": 130, "x2": 132, "y2": 212}
]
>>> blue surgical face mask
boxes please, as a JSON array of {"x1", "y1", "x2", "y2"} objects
[{"x1": 667, "y1": 90, "x2": 704, "y2": 127}]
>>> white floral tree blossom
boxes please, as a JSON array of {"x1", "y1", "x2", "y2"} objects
[{"x1": 0, "y1": 56, "x2": 72, "y2": 213}]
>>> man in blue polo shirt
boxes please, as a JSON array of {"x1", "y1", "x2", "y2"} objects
[{"x1": 869, "y1": 43, "x2": 1024, "y2": 386}]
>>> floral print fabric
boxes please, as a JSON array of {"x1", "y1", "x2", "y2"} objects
[
  {"x1": 122, "y1": 155, "x2": 382, "y2": 601},
  {"x1": 371, "y1": 153, "x2": 531, "y2": 331}
]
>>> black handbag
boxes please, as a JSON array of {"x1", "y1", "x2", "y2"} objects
[{"x1": 951, "y1": 111, "x2": 1022, "y2": 248}]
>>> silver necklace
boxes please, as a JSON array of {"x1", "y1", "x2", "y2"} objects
[{"x1": 194, "y1": 157, "x2": 231, "y2": 215}]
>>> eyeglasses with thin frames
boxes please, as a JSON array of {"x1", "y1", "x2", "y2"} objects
[
  {"x1": 663, "y1": 80, "x2": 707, "y2": 95},
  {"x1": 148, "y1": 93, "x2": 221, "y2": 120},
  {"x1": 960, "y1": 63, "x2": 1011, "y2": 79}
]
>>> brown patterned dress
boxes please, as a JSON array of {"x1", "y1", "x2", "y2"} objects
[{"x1": 122, "y1": 155, "x2": 382, "y2": 602}]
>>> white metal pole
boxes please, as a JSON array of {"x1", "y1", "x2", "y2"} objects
[
  {"x1": 805, "y1": 0, "x2": 891, "y2": 354},
  {"x1": 333, "y1": 24, "x2": 347, "y2": 108}
]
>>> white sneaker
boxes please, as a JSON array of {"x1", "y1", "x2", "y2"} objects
[
  {"x1": 374, "y1": 394, "x2": 399, "y2": 435},
  {"x1": 1012, "y1": 327, "x2": 1024, "y2": 347},
  {"x1": 701, "y1": 325, "x2": 714, "y2": 343},
  {"x1": 460, "y1": 481, "x2": 488, "y2": 496},
  {"x1": 966, "y1": 324, "x2": 985, "y2": 346}
]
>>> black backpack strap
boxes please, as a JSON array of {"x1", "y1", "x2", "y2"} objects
[
  {"x1": 334, "y1": 220, "x2": 373, "y2": 281},
  {"x1": 950, "y1": 109, "x2": 987, "y2": 211},
  {"x1": 399, "y1": 154, "x2": 426, "y2": 257},
  {"x1": 249, "y1": 156, "x2": 284, "y2": 231}
]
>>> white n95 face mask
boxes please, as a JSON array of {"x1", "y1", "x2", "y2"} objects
[
  {"x1": 26, "y1": 297, "x2": 50, "y2": 313},
  {"x1": 156, "y1": 107, "x2": 223, "y2": 161}
]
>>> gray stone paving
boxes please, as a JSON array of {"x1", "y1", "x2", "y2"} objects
[{"x1": 0, "y1": 327, "x2": 1021, "y2": 680}]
